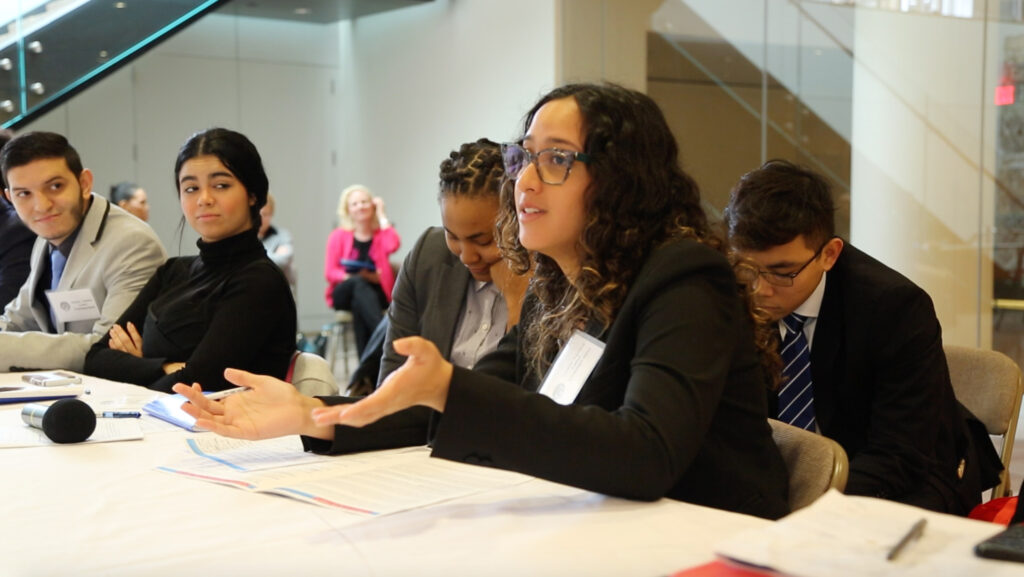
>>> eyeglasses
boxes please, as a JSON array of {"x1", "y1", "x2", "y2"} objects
[
  {"x1": 501, "y1": 142, "x2": 592, "y2": 185},
  {"x1": 738, "y1": 241, "x2": 829, "y2": 289}
]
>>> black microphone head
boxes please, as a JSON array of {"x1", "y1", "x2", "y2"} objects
[{"x1": 40, "y1": 398, "x2": 96, "y2": 443}]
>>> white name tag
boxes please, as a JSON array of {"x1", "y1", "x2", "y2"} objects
[
  {"x1": 45, "y1": 288, "x2": 101, "y2": 324},
  {"x1": 537, "y1": 330, "x2": 606, "y2": 405}
]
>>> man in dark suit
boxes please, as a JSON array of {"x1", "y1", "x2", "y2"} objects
[
  {"x1": 0, "y1": 129, "x2": 35, "y2": 307},
  {"x1": 724, "y1": 159, "x2": 1002, "y2": 515}
]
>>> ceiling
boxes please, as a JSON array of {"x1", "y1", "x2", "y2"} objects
[{"x1": 216, "y1": 0, "x2": 433, "y2": 24}]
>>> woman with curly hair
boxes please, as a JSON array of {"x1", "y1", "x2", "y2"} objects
[{"x1": 176, "y1": 84, "x2": 789, "y2": 519}]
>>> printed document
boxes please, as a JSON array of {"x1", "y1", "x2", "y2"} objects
[
  {"x1": 715, "y1": 489, "x2": 1016, "y2": 577},
  {"x1": 159, "y1": 437, "x2": 532, "y2": 516}
]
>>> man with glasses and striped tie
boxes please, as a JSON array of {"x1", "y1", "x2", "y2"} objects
[{"x1": 724, "y1": 159, "x2": 1001, "y2": 516}]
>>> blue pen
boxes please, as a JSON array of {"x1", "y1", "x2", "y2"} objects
[{"x1": 99, "y1": 411, "x2": 141, "y2": 418}]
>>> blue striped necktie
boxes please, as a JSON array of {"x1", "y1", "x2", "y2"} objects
[
  {"x1": 778, "y1": 313, "x2": 816, "y2": 431},
  {"x1": 50, "y1": 249, "x2": 67, "y2": 291}
]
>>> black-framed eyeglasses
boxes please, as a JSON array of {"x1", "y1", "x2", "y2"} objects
[
  {"x1": 746, "y1": 241, "x2": 830, "y2": 288},
  {"x1": 501, "y1": 142, "x2": 592, "y2": 185}
]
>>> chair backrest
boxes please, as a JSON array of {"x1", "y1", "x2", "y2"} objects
[
  {"x1": 768, "y1": 419, "x2": 850, "y2": 511},
  {"x1": 286, "y1": 351, "x2": 340, "y2": 397},
  {"x1": 944, "y1": 344, "x2": 1023, "y2": 498}
]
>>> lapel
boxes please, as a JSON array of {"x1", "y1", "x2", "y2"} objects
[
  {"x1": 810, "y1": 252, "x2": 846, "y2": 431},
  {"x1": 26, "y1": 238, "x2": 50, "y2": 330},
  {"x1": 56, "y1": 194, "x2": 108, "y2": 292}
]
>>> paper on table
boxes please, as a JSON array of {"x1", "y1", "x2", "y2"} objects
[
  {"x1": 0, "y1": 418, "x2": 143, "y2": 448},
  {"x1": 142, "y1": 394, "x2": 204, "y2": 432},
  {"x1": 0, "y1": 383, "x2": 85, "y2": 405},
  {"x1": 182, "y1": 435, "x2": 330, "y2": 472},
  {"x1": 158, "y1": 439, "x2": 533, "y2": 516},
  {"x1": 715, "y1": 489, "x2": 1016, "y2": 577}
]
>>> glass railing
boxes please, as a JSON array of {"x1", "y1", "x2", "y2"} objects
[
  {"x1": 0, "y1": 0, "x2": 226, "y2": 128},
  {"x1": 648, "y1": 0, "x2": 1024, "y2": 354},
  {"x1": 649, "y1": 0, "x2": 853, "y2": 237}
]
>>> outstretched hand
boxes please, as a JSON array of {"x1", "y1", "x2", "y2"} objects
[
  {"x1": 311, "y1": 337, "x2": 453, "y2": 428},
  {"x1": 173, "y1": 368, "x2": 332, "y2": 441}
]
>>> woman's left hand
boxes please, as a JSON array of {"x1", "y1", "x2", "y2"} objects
[
  {"x1": 108, "y1": 322, "x2": 143, "y2": 357},
  {"x1": 311, "y1": 336, "x2": 453, "y2": 428}
]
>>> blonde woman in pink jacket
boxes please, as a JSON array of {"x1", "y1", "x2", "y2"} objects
[{"x1": 324, "y1": 184, "x2": 400, "y2": 355}]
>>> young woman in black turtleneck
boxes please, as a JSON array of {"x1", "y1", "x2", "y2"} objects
[{"x1": 84, "y1": 128, "x2": 296, "y2": 392}]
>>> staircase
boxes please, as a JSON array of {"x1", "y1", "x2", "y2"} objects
[{"x1": 0, "y1": 0, "x2": 232, "y2": 129}]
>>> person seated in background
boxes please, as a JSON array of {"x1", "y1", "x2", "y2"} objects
[
  {"x1": 0, "y1": 128, "x2": 36, "y2": 307},
  {"x1": 0, "y1": 131, "x2": 165, "y2": 372},
  {"x1": 109, "y1": 181, "x2": 150, "y2": 222},
  {"x1": 346, "y1": 138, "x2": 530, "y2": 396},
  {"x1": 258, "y1": 192, "x2": 296, "y2": 295},
  {"x1": 177, "y1": 83, "x2": 790, "y2": 520},
  {"x1": 84, "y1": 128, "x2": 296, "y2": 392},
  {"x1": 324, "y1": 184, "x2": 400, "y2": 356},
  {"x1": 723, "y1": 159, "x2": 1003, "y2": 515}
]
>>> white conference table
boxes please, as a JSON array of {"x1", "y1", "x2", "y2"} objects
[{"x1": 0, "y1": 373, "x2": 769, "y2": 577}]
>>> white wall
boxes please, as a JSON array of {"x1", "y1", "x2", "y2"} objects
[
  {"x1": 332, "y1": 0, "x2": 557, "y2": 265},
  {"x1": 23, "y1": 1, "x2": 559, "y2": 332}
]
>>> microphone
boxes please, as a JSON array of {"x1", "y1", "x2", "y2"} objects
[{"x1": 21, "y1": 398, "x2": 96, "y2": 443}]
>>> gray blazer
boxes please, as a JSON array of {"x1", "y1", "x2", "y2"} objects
[
  {"x1": 0, "y1": 194, "x2": 166, "y2": 371},
  {"x1": 379, "y1": 227, "x2": 472, "y2": 383}
]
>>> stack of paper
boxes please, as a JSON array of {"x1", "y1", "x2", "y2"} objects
[
  {"x1": 0, "y1": 418, "x2": 143, "y2": 448},
  {"x1": 159, "y1": 437, "x2": 532, "y2": 517},
  {"x1": 714, "y1": 489, "x2": 1018, "y2": 576},
  {"x1": 142, "y1": 394, "x2": 203, "y2": 432},
  {"x1": 0, "y1": 383, "x2": 84, "y2": 405}
]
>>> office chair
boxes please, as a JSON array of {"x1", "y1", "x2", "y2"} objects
[
  {"x1": 944, "y1": 344, "x2": 1023, "y2": 499},
  {"x1": 768, "y1": 418, "x2": 850, "y2": 511},
  {"x1": 286, "y1": 351, "x2": 340, "y2": 397}
]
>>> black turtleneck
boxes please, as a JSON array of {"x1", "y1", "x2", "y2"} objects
[{"x1": 84, "y1": 228, "x2": 296, "y2": 392}]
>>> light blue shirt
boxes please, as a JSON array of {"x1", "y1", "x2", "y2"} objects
[{"x1": 449, "y1": 280, "x2": 508, "y2": 369}]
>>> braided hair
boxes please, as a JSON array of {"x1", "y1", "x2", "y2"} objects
[{"x1": 438, "y1": 138, "x2": 504, "y2": 201}]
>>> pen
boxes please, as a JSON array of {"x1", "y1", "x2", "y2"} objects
[
  {"x1": 99, "y1": 411, "x2": 141, "y2": 418},
  {"x1": 204, "y1": 386, "x2": 250, "y2": 401},
  {"x1": 887, "y1": 517, "x2": 927, "y2": 561}
]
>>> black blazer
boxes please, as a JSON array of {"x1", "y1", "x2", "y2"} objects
[
  {"x1": 432, "y1": 238, "x2": 789, "y2": 519},
  {"x1": 380, "y1": 227, "x2": 473, "y2": 383},
  {"x1": 0, "y1": 201, "x2": 34, "y2": 308},
  {"x1": 799, "y1": 243, "x2": 1001, "y2": 513},
  {"x1": 305, "y1": 237, "x2": 790, "y2": 519}
]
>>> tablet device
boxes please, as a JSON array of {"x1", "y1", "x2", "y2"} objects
[
  {"x1": 975, "y1": 523, "x2": 1024, "y2": 563},
  {"x1": 341, "y1": 259, "x2": 376, "y2": 273}
]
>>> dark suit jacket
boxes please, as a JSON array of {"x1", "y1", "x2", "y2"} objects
[
  {"x1": 0, "y1": 201, "x2": 35, "y2": 308},
  {"x1": 796, "y1": 243, "x2": 1001, "y2": 514},
  {"x1": 433, "y1": 238, "x2": 789, "y2": 518},
  {"x1": 379, "y1": 227, "x2": 472, "y2": 383},
  {"x1": 304, "y1": 237, "x2": 790, "y2": 519}
]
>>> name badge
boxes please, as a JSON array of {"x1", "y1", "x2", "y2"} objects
[
  {"x1": 537, "y1": 329, "x2": 606, "y2": 405},
  {"x1": 45, "y1": 288, "x2": 101, "y2": 324}
]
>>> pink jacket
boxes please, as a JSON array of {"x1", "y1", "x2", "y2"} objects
[{"x1": 324, "y1": 226, "x2": 401, "y2": 306}]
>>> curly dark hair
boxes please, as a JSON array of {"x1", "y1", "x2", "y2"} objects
[
  {"x1": 438, "y1": 138, "x2": 504, "y2": 201},
  {"x1": 496, "y1": 83, "x2": 779, "y2": 384}
]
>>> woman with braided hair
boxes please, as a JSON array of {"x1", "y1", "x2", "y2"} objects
[
  {"x1": 345, "y1": 138, "x2": 529, "y2": 395},
  {"x1": 378, "y1": 137, "x2": 530, "y2": 384}
]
